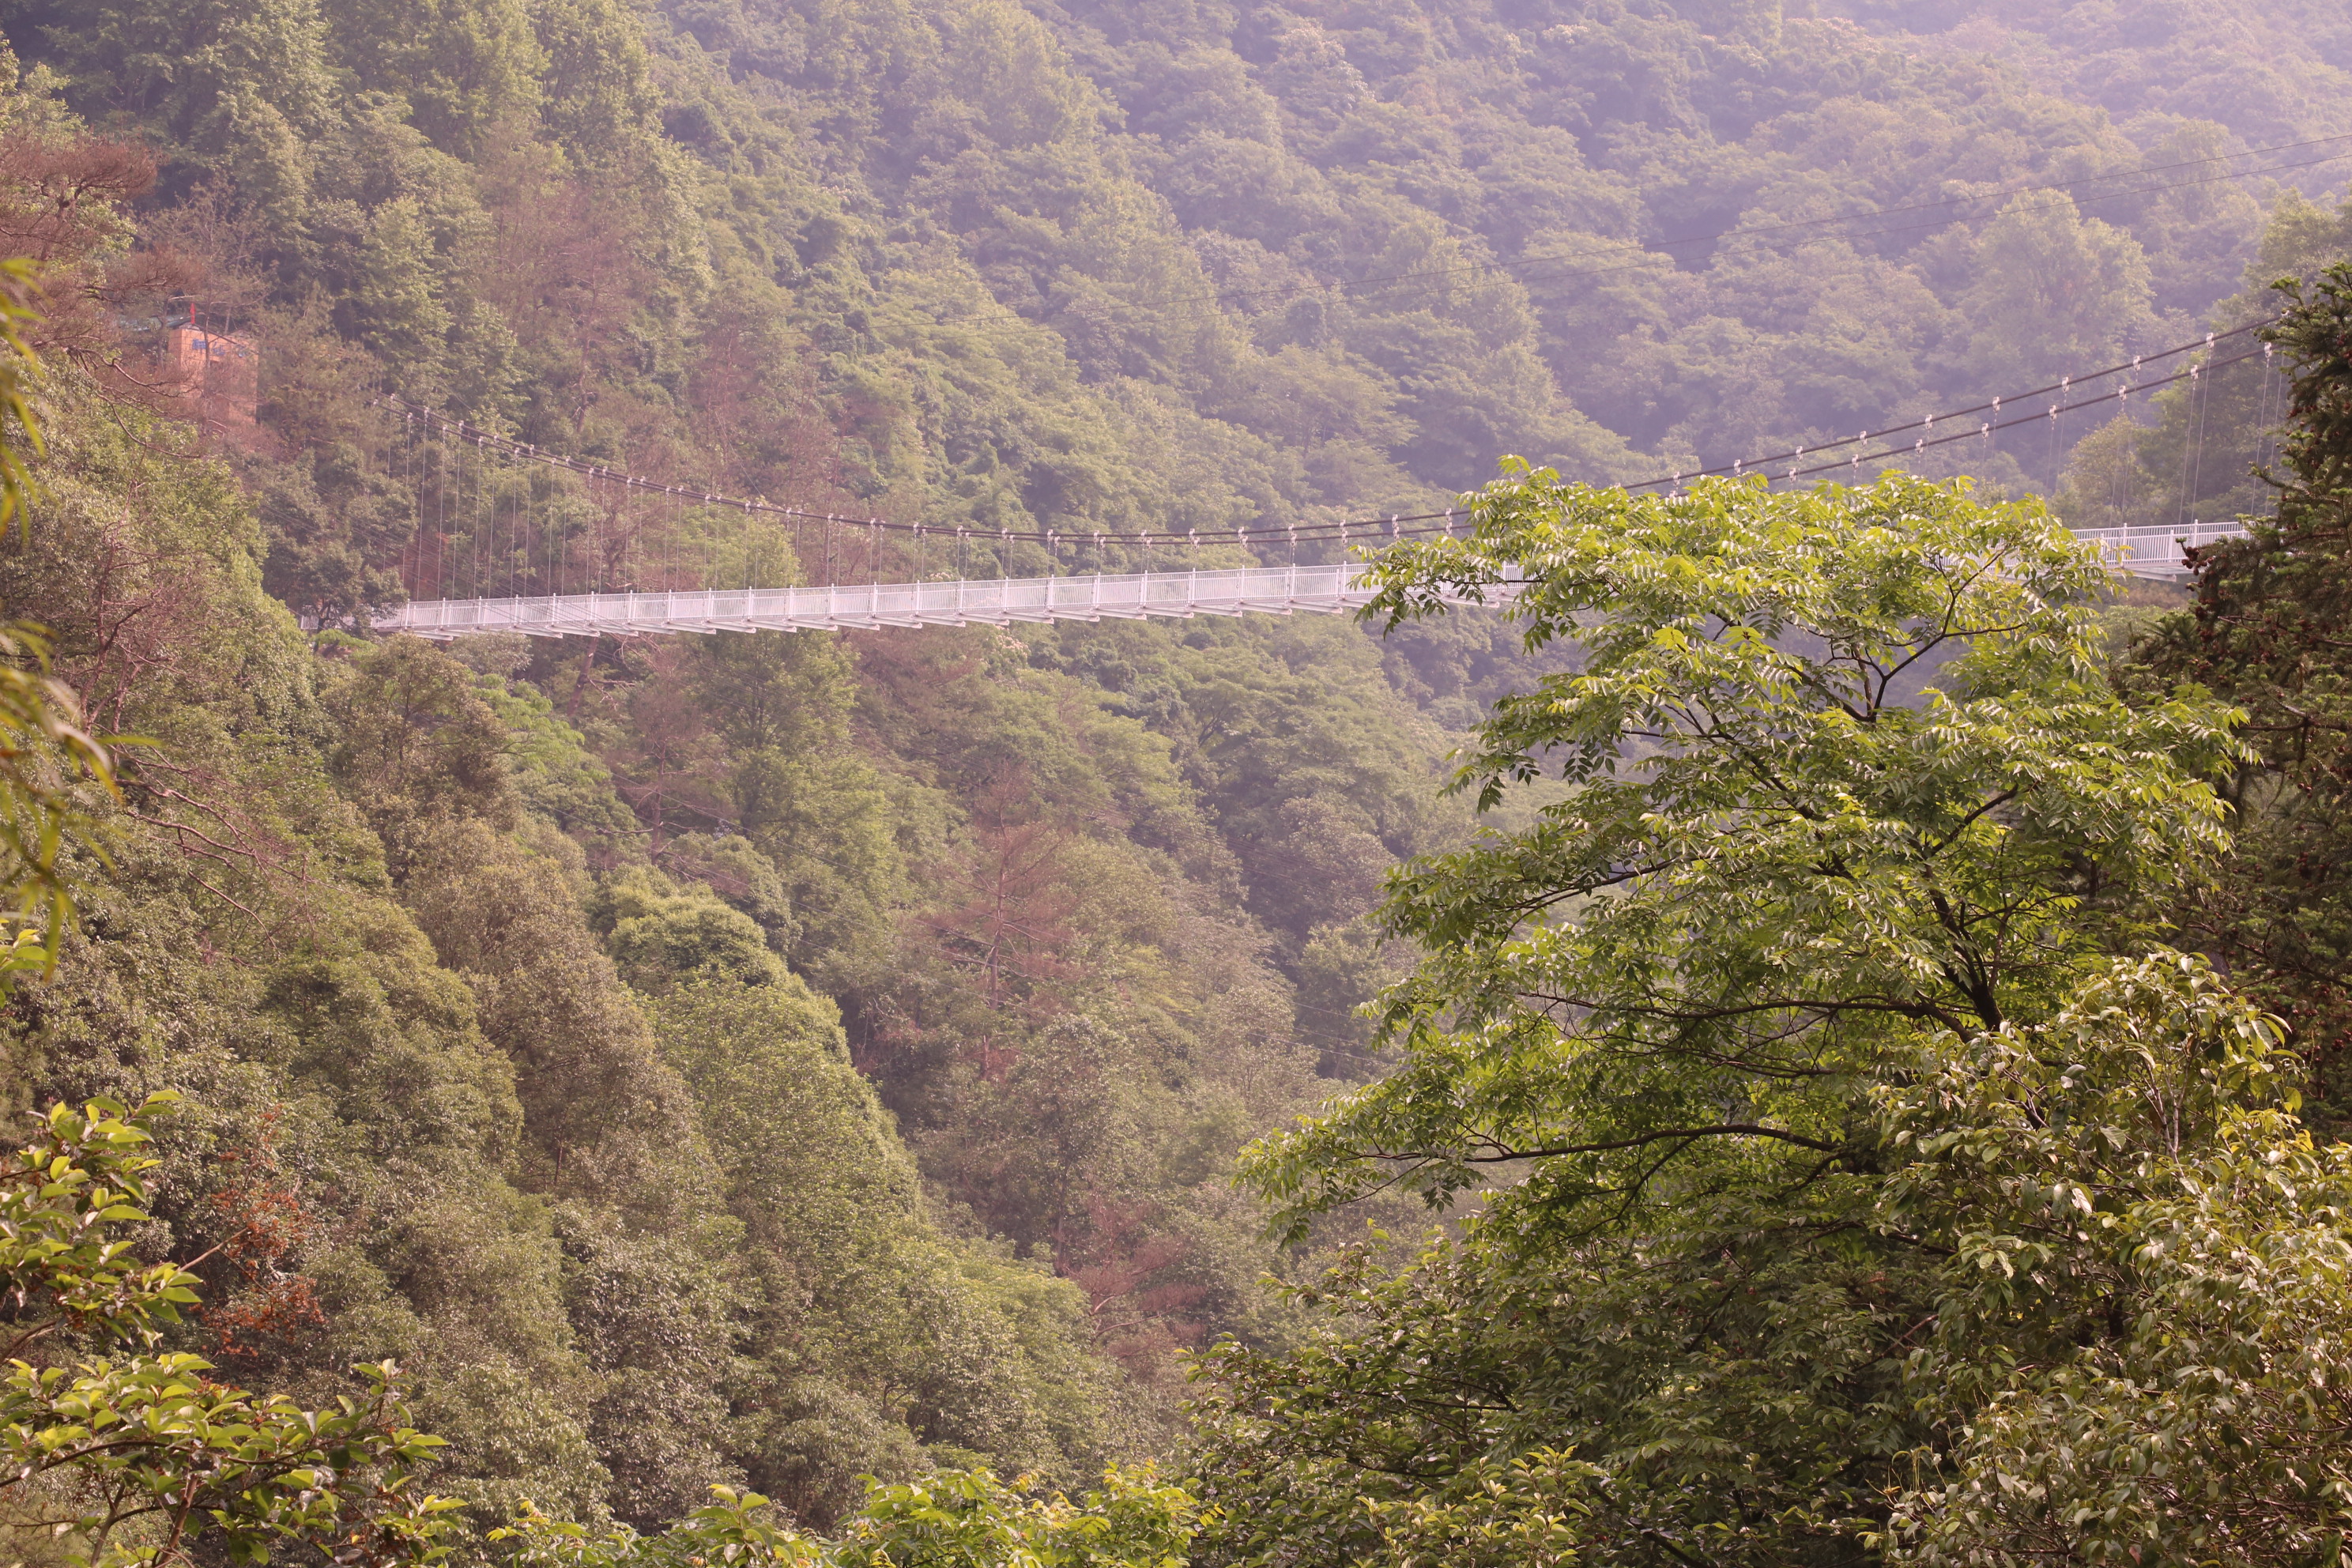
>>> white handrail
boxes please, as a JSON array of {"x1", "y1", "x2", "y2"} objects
[
  {"x1": 374, "y1": 564, "x2": 1389, "y2": 640},
  {"x1": 2073, "y1": 519, "x2": 2248, "y2": 576},
  {"x1": 371, "y1": 522, "x2": 2251, "y2": 640}
]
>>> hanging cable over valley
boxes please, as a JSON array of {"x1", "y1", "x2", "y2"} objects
[{"x1": 374, "y1": 313, "x2": 2282, "y2": 562}]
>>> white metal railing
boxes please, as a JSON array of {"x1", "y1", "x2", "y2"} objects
[
  {"x1": 2075, "y1": 520, "x2": 2248, "y2": 578},
  {"x1": 375, "y1": 564, "x2": 1387, "y2": 640},
  {"x1": 373, "y1": 522, "x2": 2256, "y2": 640}
]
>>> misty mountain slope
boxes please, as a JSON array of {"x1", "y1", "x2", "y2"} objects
[
  {"x1": 1823, "y1": 0, "x2": 2352, "y2": 163},
  {"x1": 2, "y1": 0, "x2": 2347, "y2": 1546},
  {"x1": 661, "y1": 0, "x2": 2324, "y2": 495}
]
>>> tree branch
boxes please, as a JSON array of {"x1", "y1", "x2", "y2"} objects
[{"x1": 1359, "y1": 1123, "x2": 1846, "y2": 1164}]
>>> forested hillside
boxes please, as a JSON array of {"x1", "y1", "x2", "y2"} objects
[
  {"x1": 0, "y1": 0, "x2": 1478, "y2": 1528},
  {"x1": 1012, "y1": 0, "x2": 2299, "y2": 481},
  {"x1": 2, "y1": 0, "x2": 2352, "y2": 1562},
  {"x1": 1826, "y1": 0, "x2": 2352, "y2": 165}
]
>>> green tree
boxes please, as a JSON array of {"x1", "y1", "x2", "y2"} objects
[
  {"x1": 1204, "y1": 950, "x2": 2352, "y2": 1565},
  {"x1": 595, "y1": 868, "x2": 785, "y2": 994},
  {"x1": 28, "y1": 0, "x2": 339, "y2": 202},
  {"x1": 0, "y1": 356, "x2": 616, "y2": 1534},
  {"x1": 2140, "y1": 257, "x2": 2352, "y2": 1117},
  {"x1": 1193, "y1": 468, "x2": 2242, "y2": 1564},
  {"x1": 1960, "y1": 194, "x2": 2159, "y2": 387},
  {"x1": 319, "y1": 0, "x2": 543, "y2": 158},
  {"x1": 1255, "y1": 469, "x2": 2233, "y2": 1218},
  {"x1": 1873, "y1": 953, "x2": 2352, "y2": 1564},
  {"x1": 0, "y1": 1092, "x2": 460, "y2": 1568},
  {"x1": 685, "y1": 631, "x2": 901, "y2": 983},
  {"x1": 328, "y1": 638, "x2": 518, "y2": 876},
  {"x1": 649, "y1": 974, "x2": 1120, "y2": 1525},
  {"x1": 488, "y1": 1466, "x2": 1197, "y2": 1568},
  {"x1": 0, "y1": 262, "x2": 113, "y2": 984}
]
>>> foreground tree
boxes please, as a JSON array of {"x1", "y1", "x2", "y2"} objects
[
  {"x1": 2, "y1": 1093, "x2": 1202, "y2": 1568},
  {"x1": 1185, "y1": 470, "x2": 2332, "y2": 1565},
  {"x1": 0, "y1": 1094, "x2": 460, "y2": 1568},
  {"x1": 0, "y1": 259, "x2": 113, "y2": 987},
  {"x1": 1876, "y1": 953, "x2": 2352, "y2": 1562},
  {"x1": 0, "y1": 244, "x2": 460, "y2": 1567},
  {"x1": 488, "y1": 1465, "x2": 1197, "y2": 1568},
  {"x1": 2141, "y1": 258, "x2": 2352, "y2": 1118}
]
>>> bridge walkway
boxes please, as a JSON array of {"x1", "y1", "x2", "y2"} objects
[{"x1": 374, "y1": 526, "x2": 2241, "y2": 641}]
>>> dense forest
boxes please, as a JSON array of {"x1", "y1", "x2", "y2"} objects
[{"x1": 2, "y1": 0, "x2": 2351, "y2": 1562}]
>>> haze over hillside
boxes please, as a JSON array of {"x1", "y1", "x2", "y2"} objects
[
  {"x1": 1826, "y1": 0, "x2": 2352, "y2": 155},
  {"x1": 2, "y1": 1, "x2": 2350, "y2": 1564}
]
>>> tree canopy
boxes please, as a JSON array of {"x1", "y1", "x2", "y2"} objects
[{"x1": 1191, "y1": 468, "x2": 2352, "y2": 1566}]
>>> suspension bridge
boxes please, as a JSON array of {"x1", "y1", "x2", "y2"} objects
[
  {"x1": 374, "y1": 520, "x2": 2245, "y2": 641},
  {"x1": 379, "y1": 564, "x2": 1388, "y2": 639},
  {"x1": 365, "y1": 323, "x2": 2271, "y2": 642}
]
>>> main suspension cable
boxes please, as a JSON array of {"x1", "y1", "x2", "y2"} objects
[{"x1": 376, "y1": 316, "x2": 2281, "y2": 560}]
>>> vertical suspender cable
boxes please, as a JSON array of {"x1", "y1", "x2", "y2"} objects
[
  {"x1": 472, "y1": 439, "x2": 484, "y2": 600},
  {"x1": 2187, "y1": 337, "x2": 2214, "y2": 525},
  {"x1": 2257, "y1": 341, "x2": 2280, "y2": 476},
  {"x1": 483, "y1": 440, "x2": 495, "y2": 599},
  {"x1": 436, "y1": 426, "x2": 449, "y2": 601},
  {"x1": 2177, "y1": 364, "x2": 2200, "y2": 530},
  {"x1": 402, "y1": 414, "x2": 417, "y2": 601},
  {"x1": 2114, "y1": 379, "x2": 2132, "y2": 525}
]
